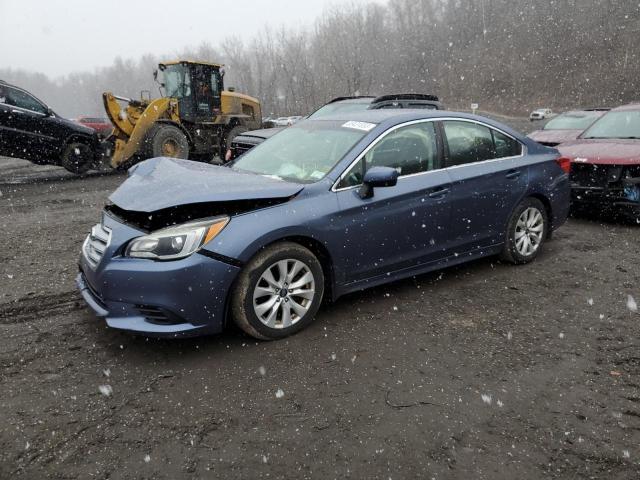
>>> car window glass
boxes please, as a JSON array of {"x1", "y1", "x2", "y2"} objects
[
  {"x1": 338, "y1": 122, "x2": 438, "y2": 188},
  {"x1": 5, "y1": 88, "x2": 47, "y2": 114},
  {"x1": 492, "y1": 130, "x2": 522, "y2": 158},
  {"x1": 444, "y1": 121, "x2": 522, "y2": 166}
]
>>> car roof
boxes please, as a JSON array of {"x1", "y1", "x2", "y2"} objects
[{"x1": 611, "y1": 103, "x2": 640, "y2": 112}]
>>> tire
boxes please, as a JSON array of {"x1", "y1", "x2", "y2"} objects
[
  {"x1": 221, "y1": 125, "x2": 247, "y2": 162},
  {"x1": 145, "y1": 124, "x2": 189, "y2": 159},
  {"x1": 60, "y1": 142, "x2": 93, "y2": 174},
  {"x1": 500, "y1": 197, "x2": 549, "y2": 264},
  {"x1": 231, "y1": 242, "x2": 325, "y2": 340}
]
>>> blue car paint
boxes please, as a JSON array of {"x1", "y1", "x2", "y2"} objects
[{"x1": 79, "y1": 110, "x2": 569, "y2": 337}]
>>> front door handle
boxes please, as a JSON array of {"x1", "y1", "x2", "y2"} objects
[
  {"x1": 11, "y1": 109, "x2": 24, "y2": 114},
  {"x1": 505, "y1": 169, "x2": 521, "y2": 179},
  {"x1": 428, "y1": 187, "x2": 450, "y2": 198}
]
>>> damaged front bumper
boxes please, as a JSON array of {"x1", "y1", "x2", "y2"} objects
[
  {"x1": 570, "y1": 163, "x2": 640, "y2": 218},
  {"x1": 77, "y1": 212, "x2": 241, "y2": 337}
]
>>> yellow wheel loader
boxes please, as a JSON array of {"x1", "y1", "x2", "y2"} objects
[{"x1": 103, "y1": 60, "x2": 261, "y2": 169}]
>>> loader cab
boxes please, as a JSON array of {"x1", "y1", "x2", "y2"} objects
[{"x1": 158, "y1": 61, "x2": 223, "y2": 123}]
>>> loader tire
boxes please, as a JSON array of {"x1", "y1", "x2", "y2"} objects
[{"x1": 145, "y1": 124, "x2": 189, "y2": 159}]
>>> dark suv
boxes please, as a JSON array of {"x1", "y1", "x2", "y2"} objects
[
  {"x1": 226, "y1": 94, "x2": 444, "y2": 161},
  {"x1": 0, "y1": 80, "x2": 99, "y2": 174}
]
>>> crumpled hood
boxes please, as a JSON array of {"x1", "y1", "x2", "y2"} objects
[
  {"x1": 558, "y1": 139, "x2": 640, "y2": 165},
  {"x1": 109, "y1": 157, "x2": 304, "y2": 212},
  {"x1": 528, "y1": 129, "x2": 582, "y2": 145}
]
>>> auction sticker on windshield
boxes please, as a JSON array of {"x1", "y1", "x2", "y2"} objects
[{"x1": 342, "y1": 121, "x2": 376, "y2": 132}]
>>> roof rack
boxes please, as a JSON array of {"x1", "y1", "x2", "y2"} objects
[
  {"x1": 326, "y1": 95, "x2": 376, "y2": 104},
  {"x1": 372, "y1": 93, "x2": 440, "y2": 104}
]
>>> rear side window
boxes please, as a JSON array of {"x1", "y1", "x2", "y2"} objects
[
  {"x1": 338, "y1": 121, "x2": 439, "y2": 188},
  {"x1": 4, "y1": 87, "x2": 47, "y2": 114},
  {"x1": 443, "y1": 121, "x2": 521, "y2": 166}
]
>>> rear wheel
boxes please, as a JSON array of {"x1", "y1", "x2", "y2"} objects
[
  {"x1": 501, "y1": 197, "x2": 549, "y2": 264},
  {"x1": 60, "y1": 142, "x2": 93, "y2": 174},
  {"x1": 231, "y1": 242, "x2": 325, "y2": 340},
  {"x1": 145, "y1": 124, "x2": 189, "y2": 159}
]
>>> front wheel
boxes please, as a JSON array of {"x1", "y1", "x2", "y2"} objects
[
  {"x1": 231, "y1": 242, "x2": 325, "y2": 340},
  {"x1": 60, "y1": 142, "x2": 94, "y2": 174},
  {"x1": 501, "y1": 197, "x2": 549, "y2": 264},
  {"x1": 145, "y1": 124, "x2": 189, "y2": 159}
]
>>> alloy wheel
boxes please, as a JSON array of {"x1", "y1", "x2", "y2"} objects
[
  {"x1": 515, "y1": 207, "x2": 544, "y2": 256},
  {"x1": 252, "y1": 259, "x2": 316, "y2": 329}
]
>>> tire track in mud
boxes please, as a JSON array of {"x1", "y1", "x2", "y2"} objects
[{"x1": 0, "y1": 291, "x2": 82, "y2": 324}]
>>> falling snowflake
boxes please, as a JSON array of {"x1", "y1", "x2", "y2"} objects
[
  {"x1": 262, "y1": 455, "x2": 268, "y2": 463},
  {"x1": 587, "y1": 298, "x2": 594, "y2": 306},
  {"x1": 98, "y1": 385, "x2": 113, "y2": 397},
  {"x1": 627, "y1": 295, "x2": 637, "y2": 312},
  {"x1": 144, "y1": 454, "x2": 151, "y2": 463},
  {"x1": 103, "y1": 368, "x2": 111, "y2": 377},
  {"x1": 497, "y1": 399, "x2": 504, "y2": 407},
  {"x1": 623, "y1": 450, "x2": 630, "y2": 459},
  {"x1": 507, "y1": 331, "x2": 513, "y2": 340},
  {"x1": 481, "y1": 394, "x2": 492, "y2": 405},
  {"x1": 330, "y1": 353, "x2": 336, "y2": 361},
  {"x1": 275, "y1": 388, "x2": 284, "y2": 399},
  {"x1": 258, "y1": 366, "x2": 266, "y2": 376},
  {"x1": 558, "y1": 332, "x2": 565, "y2": 339}
]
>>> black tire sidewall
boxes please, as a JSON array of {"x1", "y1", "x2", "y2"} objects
[
  {"x1": 60, "y1": 142, "x2": 93, "y2": 174},
  {"x1": 232, "y1": 243, "x2": 325, "y2": 340},
  {"x1": 149, "y1": 124, "x2": 189, "y2": 159},
  {"x1": 503, "y1": 197, "x2": 548, "y2": 264}
]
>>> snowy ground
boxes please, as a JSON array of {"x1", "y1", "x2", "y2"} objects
[{"x1": 1, "y1": 117, "x2": 639, "y2": 478}]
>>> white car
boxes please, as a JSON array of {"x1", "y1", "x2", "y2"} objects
[{"x1": 530, "y1": 108, "x2": 554, "y2": 121}]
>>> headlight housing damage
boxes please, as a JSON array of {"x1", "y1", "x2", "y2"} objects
[{"x1": 125, "y1": 216, "x2": 229, "y2": 260}]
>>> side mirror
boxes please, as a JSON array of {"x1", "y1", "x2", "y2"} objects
[
  {"x1": 45, "y1": 107, "x2": 54, "y2": 117},
  {"x1": 358, "y1": 166, "x2": 399, "y2": 199}
]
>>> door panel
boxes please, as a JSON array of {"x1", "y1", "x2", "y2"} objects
[
  {"x1": 441, "y1": 120, "x2": 529, "y2": 251},
  {"x1": 335, "y1": 171, "x2": 453, "y2": 283},
  {"x1": 333, "y1": 121, "x2": 453, "y2": 284}
]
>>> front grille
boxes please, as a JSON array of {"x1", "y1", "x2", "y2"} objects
[
  {"x1": 136, "y1": 305, "x2": 183, "y2": 325},
  {"x1": 570, "y1": 164, "x2": 622, "y2": 188},
  {"x1": 82, "y1": 223, "x2": 112, "y2": 269}
]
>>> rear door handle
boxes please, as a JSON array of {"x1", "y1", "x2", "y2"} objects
[
  {"x1": 428, "y1": 187, "x2": 450, "y2": 198},
  {"x1": 505, "y1": 169, "x2": 521, "y2": 179}
]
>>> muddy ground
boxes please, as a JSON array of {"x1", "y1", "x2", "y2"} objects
[{"x1": 1, "y1": 118, "x2": 639, "y2": 479}]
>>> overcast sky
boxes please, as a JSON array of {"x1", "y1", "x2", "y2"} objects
[{"x1": 0, "y1": 0, "x2": 382, "y2": 78}]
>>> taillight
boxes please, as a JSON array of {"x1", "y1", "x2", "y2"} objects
[{"x1": 556, "y1": 156, "x2": 571, "y2": 174}]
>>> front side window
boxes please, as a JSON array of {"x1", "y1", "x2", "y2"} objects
[
  {"x1": 231, "y1": 120, "x2": 368, "y2": 183},
  {"x1": 443, "y1": 121, "x2": 521, "y2": 166},
  {"x1": 338, "y1": 122, "x2": 439, "y2": 188},
  {"x1": 163, "y1": 64, "x2": 191, "y2": 99},
  {"x1": 5, "y1": 87, "x2": 47, "y2": 114}
]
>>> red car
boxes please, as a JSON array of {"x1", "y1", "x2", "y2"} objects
[
  {"x1": 75, "y1": 116, "x2": 112, "y2": 137},
  {"x1": 528, "y1": 109, "x2": 607, "y2": 146},
  {"x1": 558, "y1": 104, "x2": 640, "y2": 221}
]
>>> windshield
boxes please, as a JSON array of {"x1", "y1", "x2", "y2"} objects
[
  {"x1": 544, "y1": 112, "x2": 601, "y2": 130},
  {"x1": 582, "y1": 111, "x2": 640, "y2": 139},
  {"x1": 231, "y1": 121, "x2": 369, "y2": 183},
  {"x1": 308, "y1": 101, "x2": 372, "y2": 119},
  {"x1": 162, "y1": 64, "x2": 191, "y2": 99}
]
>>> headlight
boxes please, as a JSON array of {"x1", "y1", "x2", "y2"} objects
[{"x1": 125, "y1": 216, "x2": 229, "y2": 260}]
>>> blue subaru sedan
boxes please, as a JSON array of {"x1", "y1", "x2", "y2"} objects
[{"x1": 77, "y1": 110, "x2": 570, "y2": 340}]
